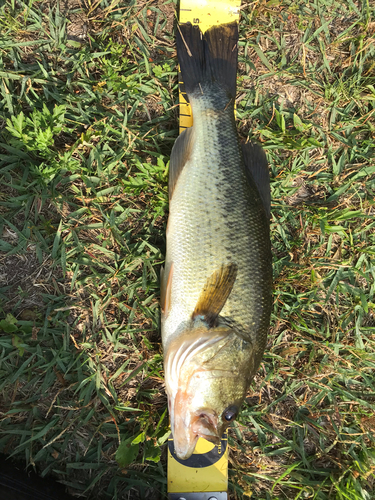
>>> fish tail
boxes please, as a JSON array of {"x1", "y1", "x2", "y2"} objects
[{"x1": 176, "y1": 22, "x2": 238, "y2": 100}]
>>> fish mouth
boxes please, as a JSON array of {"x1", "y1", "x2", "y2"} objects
[
  {"x1": 172, "y1": 418, "x2": 199, "y2": 460},
  {"x1": 164, "y1": 328, "x2": 233, "y2": 459},
  {"x1": 192, "y1": 412, "x2": 220, "y2": 444},
  {"x1": 171, "y1": 390, "x2": 220, "y2": 460}
]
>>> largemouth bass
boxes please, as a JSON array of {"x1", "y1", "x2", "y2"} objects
[{"x1": 161, "y1": 22, "x2": 272, "y2": 460}]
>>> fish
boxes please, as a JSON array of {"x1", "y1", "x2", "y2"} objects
[{"x1": 161, "y1": 21, "x2": 272, "y2": 460}]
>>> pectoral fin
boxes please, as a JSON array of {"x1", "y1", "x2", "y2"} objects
[
  {"x1": 192, "y1": 263, "x2": 237, "y2": 327},
  {"x1": 161, "y1": 263, "x2": 174, "y2": 317}
]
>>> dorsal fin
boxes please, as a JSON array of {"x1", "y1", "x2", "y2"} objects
[
  {"x1": 192, "y1": 263, "x2": 238, "y2": 328},
  {"x1": 169, "y1": 126, "x2": 194, "y2": 200},
  {"x1": 241, "y1": 141, "x2": 270, "y2": 218}
]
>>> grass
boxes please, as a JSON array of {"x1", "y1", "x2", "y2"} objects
[{"x1": 0, "y1": 0, "x2": 374, "y2": 498}]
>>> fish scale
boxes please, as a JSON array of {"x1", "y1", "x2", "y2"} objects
[
  {"x1": 161, "y1": 22, "x2": 272, "y2": 460},
  {"x1": 164, "y1": 100, "x2": 270, "y2": 351}
]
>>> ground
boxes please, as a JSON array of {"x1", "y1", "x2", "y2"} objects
[{"x1": 0, "y1": 0, "x2": 374, "y2": 499}]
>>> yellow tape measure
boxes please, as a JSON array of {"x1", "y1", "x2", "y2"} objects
[
  {"x1": 168, "y1": 432, "x2": 228, "y2": 498},
  {"x1": 168, "y1": 1, "x2": 241, "y2": 498}
]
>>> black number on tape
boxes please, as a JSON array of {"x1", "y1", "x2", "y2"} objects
[{"x1": 168, "y1": 436, "x2": 227, "y2": 468}]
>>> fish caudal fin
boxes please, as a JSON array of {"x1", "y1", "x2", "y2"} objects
[{"x1": 176, "y1": 22, "x2": 238, "y2": 100}]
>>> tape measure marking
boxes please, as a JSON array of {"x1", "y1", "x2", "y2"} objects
[{"x1": 168, "y1": 435, "x2": 227, "y2": 468}]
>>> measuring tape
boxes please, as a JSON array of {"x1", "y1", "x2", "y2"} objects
[{"x1": 168, "y1": 2, "x2": 241, "y2": 499}]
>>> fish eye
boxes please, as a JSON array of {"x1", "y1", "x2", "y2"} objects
[{"x1": 223, "y1": 405, "x2": 238, "y2": 422}]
